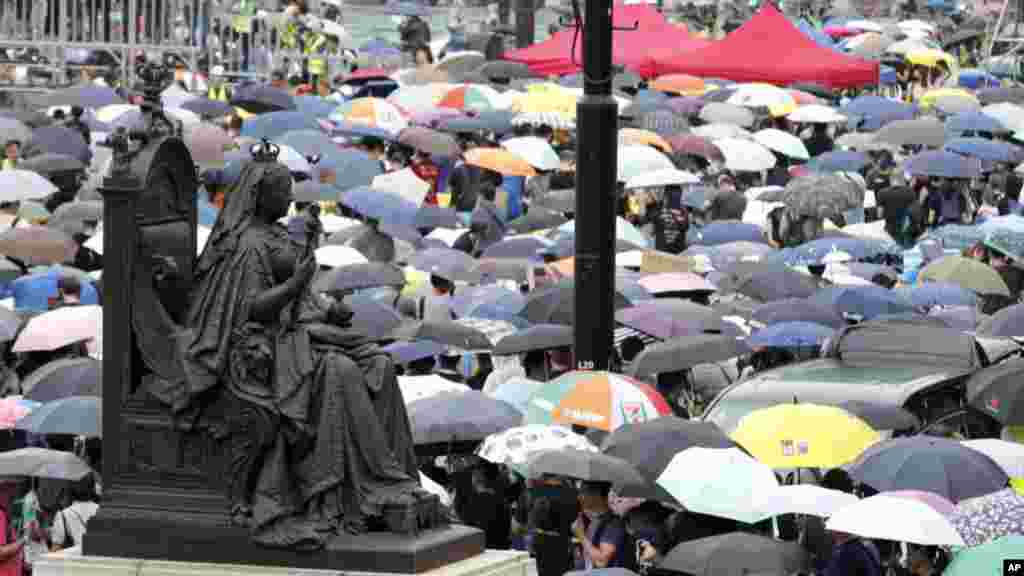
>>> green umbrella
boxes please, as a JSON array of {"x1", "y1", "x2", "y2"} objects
[
  {"x1": 918, "y1": 256, "x2": 1011, "y2": 297},
  {"x1": 656, "y1": 446, "x2": 778, "y2": 524},
  {"x1": 943, "y1": 535, "x2": 1024, "y2": 576}
]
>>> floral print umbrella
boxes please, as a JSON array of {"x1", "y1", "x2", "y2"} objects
[
  {"x1": 475, "y1": 425, "x2": 596, "y2": 474},
  {"x1": 951, "y1": 488, "x2": 1024, "y2": 547}
]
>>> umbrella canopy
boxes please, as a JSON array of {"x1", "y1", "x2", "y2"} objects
[
  {"x1": 12, "y1": 304, "x2": 101, "y2": 353},
  {"x1": 848, "y1": 436, "x2": 1008, "y2": 503},
  {"x1": 312, "y1": 262, "x2": 406, "y2": 295},
  {"x1": 715, "y1": 138, "x2": 776, "y2": 172},
  {"x1": 658, "y1": 532, "x2": 809, "y2": 576},
  {"x1": 746, "y1": 321, "x2": 835, "y2": 348},
  {"x1": 464, "y1": 147, "x2": 536, "y2": 177},
  {"x1": 15, "y1": 396, "x2": 100, "y2": 437},
  {"x1": 22, "y1": 357, "x2": 101, "y2": 403},
  {"x1": 918, "y1": 255, "x2": 1010, "y2": 296},
  {"x1": 493, "y1": 324, "x2": 573, "y2": 356},
  {"x1": 397, "y1": 126, "x2": 460, "y2": 157},
  {"x1": 978, "y1": 303, "x2": 1024, "y2": 337},
  {"x1": 500, "y1": 137, "x2": 561, "y2": 171},
  {"x1": 753, "y1": 128, "x2": 810, "y2": 160},
  {"x1": 950, "y1": 489, "x2": 1024, "y2": 547},
  {"x1": 699, "y1": 102, "x2": 755, "y2": 127},
  {"x1": 758, "y1": 484, "x2": 859, "y2": 518},
  {"x1": 41, "y1": 84, "x2": 123, "y2": 108},
  {"x1": 614, "y1": 299, "x2": 716, "y2": 340},
  {"x1": 751, "y1": 298, "x2": 846, "y2": 329},
  {"x1": 731, "y1": 403, "x2": 879, "y2": 468},
  {"x1": 904, "y1": 150, "x2": 983, "y2": 179},
  {"x1": 825, "y1": 493, "x2": 965, "y2": 546},
  {"x1": 397, "y1": 374, "x2": 466, "y2": 405},
  {"x1": 962, "y1": 439, "x2": 1024, "y2": 479},
  {"x1": 406, "y1": 247, "x2": 480, "y2": 283},
  {"x1": 765, "y1": 173, "x2": 864, "y2": 220},
  {"x1": 787, "y1": 104, "x2": 847, "y2": 123},
  {"x1": 525, "y1": 370, "x2": 672, "y2": 432},
  {"x1": 806, "y1": 150, "x2": 870, "y2": 173},
  {"x1": 874, "y1": 118, "x2": 946, "y2": 148},
  {"x1": 24, "y1": 126, "x2": 90, "y2": 164},
  {"x1": 811, "y1": 285, "x2": 916, "y2": 320},
  {"x1": 526, "y1": 449, "x2": 644, "y2": 486},
  {"x1": 476, "y1": 425, "x2": 596, "y2": 473},
  {"x1": 16, "y1": 153, "x2": 85, "y2": 175},
  {"x1": 231, "y1": 84, "x2": 296, "y2": 114},
  {"x1": 391, "y1": 320, "x2": 492, "y2": 351},
  {"x1": 0, "y1": 447, "x2": 92, "y2": 480},
  {"x1": 520, "y1": 280, "x2": 633, "y2": 325},
  {"x1": 656, "y1": 446, "x2": 778, "y2": 523},
  {"x1": 836, "y1": 400, "x2": 920, "y2": 431},
  {"x1": 408, "y1": 391, "x2": 521, "y2": 445},
  {"x1": 0, "y1": 170, "x2": 57, "y2": 202},
  {"x1": 966, "y1": 358, "x2": 1024, "y2": 426},
  {"x1": 628, "y1": 334, "x2": 746, "y2": 379},
  {"x1": 617, "y1": 145, "x2": 675, "y2": 182},
  {"x1": 943, "y1": 535, "x2": 1024, "y2": 576}
]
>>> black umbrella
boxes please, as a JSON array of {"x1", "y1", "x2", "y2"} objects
[
  {"x1": 493, "y1": 324, "x2": 573, "y2": 356},
  {"x1": 836, "y1": 400, "x2": 920, "y2": 431},
  {"x1": 391, "y1": 320, "x2": 493, "y2": 350},
  {"x1": 966, "y1": 357, "x2": 1024, "y2": 426},
  {"x1": 977, "y1": 303, "x2": 1024, "y2": 337},
  {"x1": 751, "y1": 298, "x2": 846, "y2": 329},
  {"x1": 533, "y1": 189, "x2": 575, "y2": 213},
  {"x1": 16, "y1": 153, "x2": 86, "y2": 175},
  {"x1": 312, "y1": 263, "x2": 407, "y2": 295},
  {"x1": 0, "y1": 109, "x2": 52, "y2": 129},
  {"x1": 407, "y1": 391, "x2": 521, "y2": 444},
  {"x1": 521, "y1": 279, "x2": 632, "y2": 325},
  {"x1": 22, "y1": 357, "x2": 101, "y2": 403},
  {"x1": 507, "y1": 206, "x2": 570, "y2": 234},
  {"x1": 348, "y1": 299, "x2": 403, "y2": 340},
  {"x1": 24, "y1": 126, "x2": 91, "y2": 164},
  {"x1": 628, "y1": 335, "x2": 747, "y2": 380},
  {"x1": 41, "y1": 84, "x2": 123, "y2": 109},
  {"x1": 472, "y1": 61, "x2": 537, "y2": 81},
  {"x1": 526, "y1": 449, "x2": 645, "y2": 486},
  {"x1": 658, "y1": 532, "x2": 809, "y2": 576},
  {"x1": 406, "y1": 247, "x2": 481, "y2": 283},
  {"x1": 180, "y1": 97, "x2": 234, "y2": 118},
  {"x1": 718, "y1": 262, "x2": 822, "y2": 302},
  {"x1": 602, "y1": 417, "x2": 739, "y2": 501},
  {"x1": 230, "y1": 84, "x2": 296, "y2": 114}
]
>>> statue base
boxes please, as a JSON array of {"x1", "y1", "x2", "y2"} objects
[{"x1": 35, "y1": 548, "x2": 530, "y2": 576}]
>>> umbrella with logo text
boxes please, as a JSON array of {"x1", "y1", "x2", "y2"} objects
[
  {"x1": 966, "y1": 358, "x2": 1024, "y2": 426},
  {"x1": 525, "y1": 371, "x2": 672, "y2": 432}
]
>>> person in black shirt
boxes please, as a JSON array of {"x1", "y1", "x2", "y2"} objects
[
  {"x1": 804, "y1": 124, "x2": 834, "y2": 158},
  {"x1": 652, "y1": 185, "x2": 689, "y2": 254}
]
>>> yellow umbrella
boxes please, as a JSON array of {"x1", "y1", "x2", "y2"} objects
[
  {"x1": 234, "y1": 106, "x2": 255, "y2": 120},
  {"x1": 511, "y1": 87, "x2": 578, "y2": 117},
  {"x1": 400, "y1": 266, "x2": 428, "y2": 297},
  {"x1": 619, "y1": 128, "x2": 673, "y2": 154},
  {"x1": 919, "y1": 88, "x2": 978, "y2": 109},
  {"x1": 731, "y1": 403, "x2": 881, "y2": 469},
  {"x1": 905, "y1": 48, "x2": 957, "y2": 68}
]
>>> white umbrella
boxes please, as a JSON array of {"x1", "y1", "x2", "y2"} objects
[
  {"x1": 847, "y1": 19, "x2": 884, "y2": 32},
  {"x1": 842, "y1": 220, "x2": 894, "y2": 242},
  {"x1": 425, "y1": 227, "x2": 467, "y2": 247},
  {"x1": 373, "y1": 167, "x2": 430, "y2": 206},
  {"x1": 512, "y1": 111, "x2": 574, "y2": 130},
  {"x1": 692, "y1": 123, "x2": 752, "y2": 141},
  {"x1": 399, "y1": 374, "x2": 467, "y2": 404},
  {"x1": 501, "y1": 136, "x2": 561, "y2": 171},
  {"x1": 625, "y1": 168, "x2": 700, "y2": 189},
  {"x1": 787, "y1": 105, "x2": 848, "y2": 124},
  {"x1": 617, "y1": 145, "x2": 675, "y2": 182},
  {"x1": 898, "y1": 19, "x2": 936, "y2": 34},
  {"x1": 715, "y1": 138, "x2": 776, "y2": 172},
  {"x1": 656, "y1": 447, "x2": 778, "y2": 524},
  {"x1": 319, "y1": 214, "x2": 361, "y2": 235},
  {"x1": 982, "y1": 103, "x2": 1024, "y2": 133},
  {"x1": 0, "y1": 170, "x2": 58, "y2": 202},
  {"x1": 12, "y1": 304, "x2": 102, "y2": 353},
  {"x1": 699, "y1": 102, "x2": 756, "y2": 127},
  {"x1": 476, "y1": 425, "x2": 597, "y2": 470},
  {"x1": 726, "y1": 83, "x2": 796, "y2": 110},
  {"x1": 826, "y1": 494, "x2": 965, "y2": 547},
  {"x1": 196, "y1": 226, "x2": 212, "y2": 255},
  {"x1": 757, "y1": 484, "x2": 860, "y2": 518},
  {"x1": 276, "y1": 144, "x2": 312, "y2": 174},
  {"x1": 961, "y1": 439, "x2": 1024, "y2": 478},
  {"x1": 886, "y1": 38, "x2": 933, "y2": 55},
  {"x1": 753, "y1": 129, "x2": 810, "y2": 160},
  {"x1": 314, "y1": 245, "x2": 369, "y2": 268}
]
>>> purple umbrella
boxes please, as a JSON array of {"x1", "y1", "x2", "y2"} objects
[
  {"x1": 41, "y1": 84, "x2": 123, "y2": 109},
  {"x1": 665, "y1": 96, "x2": 705, "y2": 117},
  {"x1": 25, "y1": 126, "x2": 91, "y2": 164},
  {"x1": 615, "y1": 299, "x2": 715, "y2": 340}
]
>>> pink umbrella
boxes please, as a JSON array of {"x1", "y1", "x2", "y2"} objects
[
  {"x1": 410, "y1": 108, "x2": 463, "y2": 128},
  {"x1": 0, "y1": 397, "x2": 31, "y2": 429},
  {"x1": 12, "y1": 304, "x2": 101, "y2": 353},
  {"x1": 183, "y1": 124, "x2": 232, "y2": 168},
  {"x1": 639, "y1": 272, "x2": 718, "y2": 294},
  {"x1": 667, "y1": 134, "x2": 725, "y2": 163},
  {"x1": 883, "y1": 490, "x2": 957, "y2": 517}
]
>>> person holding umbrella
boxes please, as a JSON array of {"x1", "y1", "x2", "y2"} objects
[
  {"x1": 0, "y1": 479, "x2": 22, "y2": 576},
  {"x1": 572, "y1": 481, "x2": 631, "y2": 570}
]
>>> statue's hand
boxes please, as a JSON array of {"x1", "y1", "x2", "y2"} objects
[
  {"x1": 327, "y1": 301, "x2": 354, "y2": 327},
  {"x1": 289, "y1": 255, "x2": 318, "y2": 291}
]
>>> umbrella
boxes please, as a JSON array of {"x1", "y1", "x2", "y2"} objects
[
  {"x1": 15, "y1": 396, "x2": 100, "y2": 437},
  {"x1": 21, "y1": 357, "x2": 101, "y2": 403},
  {"x1": 507, "y1": 207, "x2": 569, "y2": 234},
  {"x1": 617, "y1": 145, "x2": 675, "y2": 182},
  {"x1": 751, "y1": 298, "x2": 846, "y2": 329},
  {"x1": 397, "y1": 374, "x2": 467, "y2": 405},
  {"x1": 603, "y1": 417, "x2": 739, "y2": 501},
  {"x1": 763, "y1": 174, "x2": 864, "y2": 221},
  {"x1": 895, "y1": 282, "x2": 977, "y2": 308},
  {"x1": 0, "y1": 118, "x2": 31, "y2": 145},
  {"x1": 624, "y1": 168, "x2": 699, "y2": 190},
  {"x1": 392, "y1": 320, "x2": 492, "y2": 351},
  {"x1": 758, "y1": 484, "x2": 859, "y2": 518},
  {"x1": 656, "y1": 446, "x2": 778, "y2": 524},
  {"x1": 628, "y1": 335, "x2": 746, "y2": 380},
  {"x1": 381, "y1": 338, "x2": 447, "y2": 365},
  {"x1": 438, "y1": 85, "x2": 504, "y2": 112},
  {"x1": 332, "y1": 97, "x2": 408, "y2": 133},
  {"x1": 180, "y1": 97, "x2": 234, "y2": 119},
  {"x1": 746, "y1": 321, "x2": 835, "y2": 348},
  {"x1": 397, "y1": 126, "x2": 460, "y2": 157},
  {"x1": 407, "y1": 391, "x2": 522, "y2": 444},
  {"x1": 12, "y1": 304, "x2": 100, "y2": 352},
  {"x1": 978, "y1": 303, "x2": 1024, "y2": 337},
  {"x1": 526, "y1": 449, "x2": 644, "y2": 486},
  {"x1": 686, "y1": 221, "x2": 767, "y2": 247},
  {"x1": 473, "y1": 61, "x2": 536, "y2": 81},
  {"x1": 240, "y1": 111, "x2": 320, "y2": 141},
  {"x1": 520, "y1": 280, "x2": 632, "y2": 325},
  {"x1": 961, "y1": 439, "x2": 1024, "y2": 479},
  {"x1": 919, "y1": 256, "x2": 1010, "y2": 296},
  {"x1": 231, "y1": 84, "x2": 296, "y2": 114},
  {"x1": 500, "y1": 137, "x2": 560, "y2": 171},
  {"x1": 806, "y1": 150, "x2": 870, "y2": 173},
  {"x1": 848, "y1": 436, "x2": 1008, "y2": 503},
  {"x1": 658, "y1": 533, "x2": 808, "y2": 576},
  {"x1": 41, "y1": 84, "x2": 122, "y2": 108},
  {"x1": 312, "y1": 262, "x2": 406, "y2": 295},
  {"x1": 464, "y1": 147, "x2": 536, "y2": 177},
  {"x1": 441, "y1": 110, "x2": 517, "y2": 134},
  {"x1": 0, "y1": 447, "x2": 92, "y2": 480},
  {"x1": 492, "y1": 324, "x2": 573, "y2": 356},
  {"x1": 945, "y1": 111, "x2": 1010, "y2": 135},
  {"x1": 786, "y1": 104, "x2": 847, "y2": 123},
  {"x1": 636, "y1": 272, "x2": 716, "y2": 294},
  {"x1": 839, "y1": 95, "x2": 916, "y2": 130},
  {"x1": 812, "y1": 285, "x2": 916, "y2": 320},
  {"x1": 943, "y1": 535, "x2": 1024, "y2": 576},
  {"x1": 966, "y1": 358, "x2": 1024, "y2": 426},
  {"x1": 0, "y1": 170, "x2": 57, "y2": 202},
  {"x1": 945, "y1": 137, "x2": 1023, "y2": 163},
  {"x1": 347, "y1": 299, "x2": 403, "y2": 339},
  {"x1": 452, "y1": 285, "x2": 526, "y2": 317},
  {"x1": 836, "y1": 400, "x2": 920, "y2": 431},
  {"x1": 406, "y1": 247, "x2": 480, "y2": 283},
  {"x1": 715, "y1": 138, "x2": 776, "y2": 172},
  {"x1": 525, "y1": 370, "x2": 672, "y2": 432},
  {"x1": 950, "y1": 489, "x2": 1024, "y2": 547},
  {"x1": 16, "y1": 153, "x2": 85, "y2": 176},
  {"x1": 874, "y1": 118, "x2": 946, "y2": 148},
  {"x1": 904, "y1": 150, "x2": 983, "y2": 179},
  {"x1": 981, "y1": 102, "x2": 1024, "y2": 132},
  {"x1": 753, "y1": 129, "x2": 809, "y2": 161},
  {"x1": 634, "y1": 110, "x2": 690, "y2": 137},
  {"x1": 698, "y1": 103, "x2": 754, "y2": 128},
  {"x1": 825, "y1": 493, "x2": 965, "y2": 546},
  {"x1": 614, "y1": 299, "x2": 715, "y2": 340},
  {"x1": 732, "y1": 403, "x2": 879, "y2": 469},
  {"x1": 477, "y1": 425, "x2": 596, "y2": 473},
  {"x1": 24, "y1": 126, "x2": 90, "y2": 164}
]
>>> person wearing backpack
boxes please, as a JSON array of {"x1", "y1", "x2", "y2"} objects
[
  {"x1": 48, "y1": 474, "x2": 98, "y2": 552},
  {"x1": 572, "y1": 481, "x2": 634, "y2": 571}
]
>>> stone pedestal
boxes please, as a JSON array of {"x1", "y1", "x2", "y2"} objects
[{"x1": 34, "y1": 548, "x2": 532, "y2": 576}]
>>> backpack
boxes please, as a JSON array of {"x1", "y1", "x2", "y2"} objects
[{"x1": 592, "y1": 514, "x2": 638, "y2": 572}]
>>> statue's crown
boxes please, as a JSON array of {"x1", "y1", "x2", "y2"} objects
[{"x1": 251, "y1": 139, "x2": 281, "y2": 163}]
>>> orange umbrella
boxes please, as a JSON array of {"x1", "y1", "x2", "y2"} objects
[
  {"x1": 465, "y1": 148, "x2": 537, "y2": 177},
  {"x1": 787, "y1": 89, "x2": 824, "y2": 106},
  {"x1": 649, "y1": 74, "x2": 706, "y2": 95},
  {"x1": 619, "y1": 128, "x2": 673, "y2": 154}
]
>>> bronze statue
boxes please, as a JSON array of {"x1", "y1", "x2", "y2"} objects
[{"x1": 148, "y1": 141, "x2": 429, "y2": 550}]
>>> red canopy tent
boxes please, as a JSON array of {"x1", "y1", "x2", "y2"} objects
[
  {"x1": 648, "y1": 4, "x2": 878, "y2": 89},
  {"x1": 502, "y1": 4, "x2": 710, "y2": 79}
]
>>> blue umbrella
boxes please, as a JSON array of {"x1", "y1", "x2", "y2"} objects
[
  {"x1": 41, "y1": 84, "x2": 123, "y2": 109},
  {"x1": 384, "y1": 1, "x2": 429, "y2": 16},
  {"x1": 275, "y1": 129, "x2": 335, "y2": 157},
  {"x1": 979, "y1": 214, "x2": 1024, "y2": 233},
  {"x1": 12, "y1": 271, "x2": 98, "y2": 312},
  {"x1": 381, "y1": 340, "x2": 447, "y2": 364},
  {"x1": 922, "y1": 225, "x2": 986, "y2": 252},
  {"x1": 746, "y1": 321, "x2": 834, "y2": 348},
  {"x1": 958, "y1": 69, "x2": 1001, "y2": 90},
  {"x1": 15, "y1": 396, "x2": 100, "y2": 437},
  {"x1": 180, "y1": 97, "x2": 233, "y2": 118},
  {"x1": 769, "y1": 237, "x2": 899, "y2": 265},
  {"x1": 359, "y1": 38, "x2": 402, "y2": 57},
  {"x1": 481, "y1": 236, "x2": 554, "y2": 259},
  {"x1": 848, "y1": 436, "x2": 1008, "y2": 503},
  {"x1": 904, "y1": 150, "x2": 983, "y2": 179},
  {"x1": 340, "y1": 186, "x2": 418, "y2": 225},
  {"x1": 806, "y1": 150, "x2": 870, "y2": 173},
  {"x1": 439, "y1": 110, "x2": 515, "y2": 134},
  {"x1": 452, "y1": 285, "x2": 527, "y2": 318},
  {"x1": 293, "y1": 95, "x2": 337, "y2": 118},
  {"x1": 407, "y1": 247, "x2": 480, "y2": 282},
  {"x1": 25, "y1": 126, "x2": 91, "y2": 164},
  {"x1": 752, "y1": 298, "x2": 846, "y2": 329},
  {"x1": 896, "y1": 282, "x2": 978, "y2": 308},
  {"x1": 240, "y1": 110, "x2": 321, "y2": 140},
  {"x1": 322, "y1": 149, "x2": 385, "y2": 191},
  {"x1": 812, "y1": 285, "x2": 915, "y2": 320},
  {"x1": 944, "y1": 137, "x2": 1024, "y2": 163},
  {"x1": 839, "y1": 95, "x2": 916, "y2": 131},
  {"x1": 686, "y1": 221, "x2": 767, "y2": 247},
  {"x1": 489, "y1": 377, "x2": 544, "y2": 415},
  {"x1": 945, "y1": 112, "x2": 1010, "y2": 135},
  {"x1": 984, "y1": 227, "x2": 1024, "y2": 260},
  {"x1": 329, "y1": 120, "x2": 397, "y2": 141},
  {"x1": 879, "y1": 66, "x2": 899, "y2": 86}
]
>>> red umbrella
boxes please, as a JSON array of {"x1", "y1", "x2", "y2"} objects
[{"x1": 667, "y1": 134, "x2": 724, "y2": 162}]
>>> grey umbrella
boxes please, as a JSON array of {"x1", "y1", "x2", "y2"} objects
[
  {"x1": 391, "y1": 320, "x2": 493, "y2": 351},
  {"x1": 874, "y1": 117, "x2": 946, "y2": 148},
  {"x1": 759, "y1": 173, "x2": 865, "y2": 221},
  {"x1": 408, "y1": 391, "x2": 521, "y2": 445},
  {"x1": 0, "y1": 448, "x2": 92, "y2": 480},
  {"x1": 493, "y1": 324, "x2": 573, "y2": 356},
  {"x1": 527, "y1": 449, "x2": 645, "y2": 486},
  {"x1": 17, "y1": 153, "x2": 86, "y2": 175},
  {"x1": 0, "y1": 118, "x2": 31, "y2": 145},
  {"x1": 312, "y1": 262, "x2": 407, "y2": 295},
  {"x1": 658, "y1": 532, "x2": 809, "y2": 576},
  {"x1": 472, "y1": 61, "x2": 537, "y2": 81},
  {"x1": 699, "y1": 102, "x2": 755, "y2": 127},
  {"x1": 628, "y1": 334, "x2": 747, "y2": 379},
  {"x1": 15, "y1": 396, "x2": 100, "y2": 437},
  {"x1": 533, "y1": 188, "x2": 576, "y2": 213}
]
